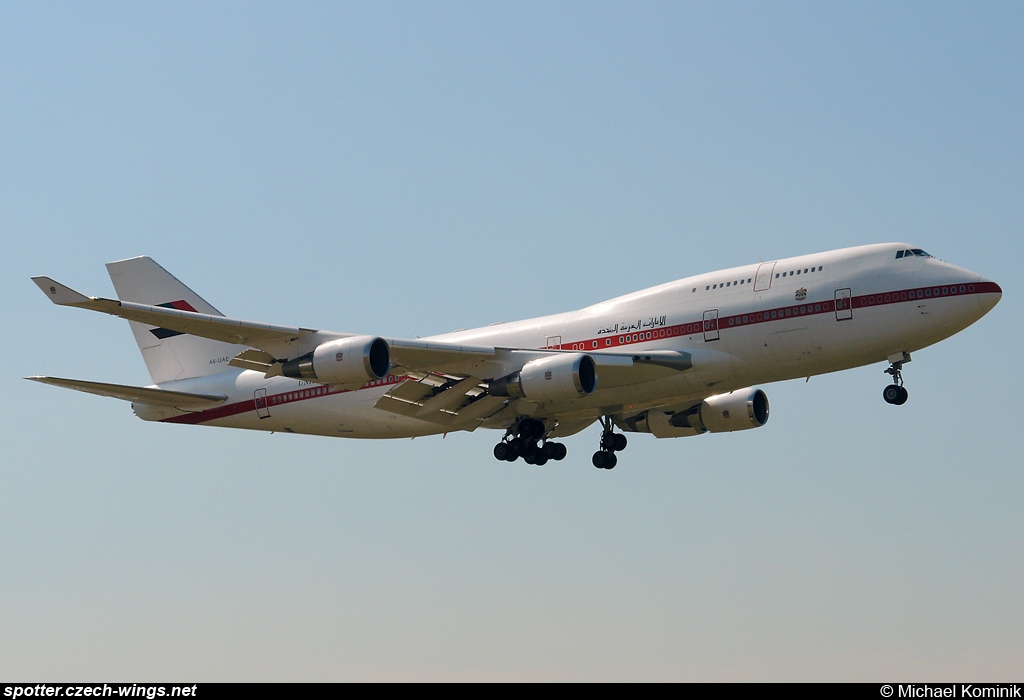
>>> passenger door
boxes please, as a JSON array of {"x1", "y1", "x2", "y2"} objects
[{"x1": 834, "y1": 288, "x2": 853, "y2": 321}]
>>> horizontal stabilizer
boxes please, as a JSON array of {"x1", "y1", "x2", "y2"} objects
[{"x1": 25, "y1": 376, "x2": 227, "y2": 408}]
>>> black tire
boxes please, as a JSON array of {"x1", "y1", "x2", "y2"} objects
[
  {"x1": 553, "y1": 443, "x2": 568, "y2": 461},
  {"x1": 505, "y1": 440, "x2": 521, "y2": 460},
  {"x1": 613, "y1": 434, "x2": 627, "y2": 452},
  {"x1": 493, "y1": 443, "x2": 509, "y2": 461},
  {"x1": 601, "y1": 432, "x2": 617, "y2": 451},
  {"x1": 534, "y1": 455, "x2": 548, "y2": 467},
  {"x1": 883, "y1": 385, "x2": 900, "y2": 404},
  {"x1": 542, "y1": 442, "x2": 558, "y2": 459},
  {"x1": 605, "y1": 453, "x2": 617, "y2": 469},
  {"x1": 895, "y1": 386, "x2": 909, "y2": 405},
  {"x1": 592, "y1": 451, "x2": 608, "y2": 469}
]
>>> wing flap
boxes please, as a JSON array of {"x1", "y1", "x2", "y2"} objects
[
  {"x1": 26, "y1": 376, "x2": 227, "y2": 408},
  {"x1": 374, "y1": 375, "x2": 507, "y2": 429}
]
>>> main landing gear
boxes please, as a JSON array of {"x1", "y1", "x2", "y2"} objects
[
  {"x1": 493, "y1": 417, "x2": 568, "y2": 466},
  {"x1": 883, "y1": 353, "x2": 910, "y2": 406},
  {"x1": 592, "y1": 416, "x2": 627, "y2": 470}
]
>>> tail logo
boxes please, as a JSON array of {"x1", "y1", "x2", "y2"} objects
[{"x1": 149, "y1": 300, "x2": 199, "y2": 339}]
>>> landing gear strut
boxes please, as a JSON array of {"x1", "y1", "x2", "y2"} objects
[
  {"x1": 493, "y1": 418, "x2": 567, "y2": 466},
  {"x1": 592, "y1": 416, "x2": 627, "y2": 469},
  {"x1": 883, "y1": 353, "x2": 910, "y2": 406}
]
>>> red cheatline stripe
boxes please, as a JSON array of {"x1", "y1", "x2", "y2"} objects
[
  {"x1": 161, "y1": 373, "x2": 407, "y2": 424},
  {"x1": 552, "y1": 281, "x2": 1000, "y2": 351},
  {"x1": 162, "y1": 280, "x2": 999, "y2": 424}
]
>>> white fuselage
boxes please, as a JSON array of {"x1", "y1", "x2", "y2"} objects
[{"x1": 141, "y1": 243, "x2": 1000, "y2": 439}]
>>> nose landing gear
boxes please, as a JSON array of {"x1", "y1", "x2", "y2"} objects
[
  {"x1": 592, "y1": 416, "x2": 627, "y2": 469},
  {"x1": 883, "y1": 353, "x2": 910, "y2": 405}
]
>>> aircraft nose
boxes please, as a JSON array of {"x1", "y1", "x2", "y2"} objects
[{"x1": 977, "y1": 276, "x2": 1002, "y2": 314}]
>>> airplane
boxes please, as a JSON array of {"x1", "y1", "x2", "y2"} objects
[{"x1": 28, "y1": 243, "x2": 1001, "y2": 469}]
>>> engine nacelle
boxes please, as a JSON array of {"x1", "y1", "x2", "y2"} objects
[
  {"x1": 490, "y1": 353, "x2": 597, "y2": 402},
  {"x1": 620, "y1": 387, "x2": 770, "y2": 438},
  {"x1": 694, "y1": 388, "x2": 770, "y2": 433},
  {"x1": 282, "y1": 336, "x2": 391, "y2": 386}
]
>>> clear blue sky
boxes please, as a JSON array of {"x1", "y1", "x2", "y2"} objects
[{"x1": 2, "y1": 1, "x2": 1021, "y2": 681}]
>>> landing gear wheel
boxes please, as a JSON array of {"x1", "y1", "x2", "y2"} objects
[
  {"x1": 595, "y1": 415, "x2": 627, "y2": 468},
  {"x1": 493, "y1": 443, "x2": 509, "y2": 461},
  {"x1": 883, "y1": 384, "x2": 909, "y2": 405},
  {"x1": 883, "y1": 355, "x2": 910, "y2": 406},
  {"x1": 895, "y1": 386, "x2": 909, "y2": 405},
  {"x1": 883, "y1": 385, "x2": 901, "y2": 405}
]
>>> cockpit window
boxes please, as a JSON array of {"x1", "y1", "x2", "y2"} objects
[{"x1": 896, "y1": 248, "x2": 933, "y2": 259}]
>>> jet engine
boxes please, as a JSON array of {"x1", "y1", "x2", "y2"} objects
[
  {"x1": 622, "y1": 387, "x2": 770, "y2": 438},
  {"x1": 281, "y1": 336, "x2": 391, "y2": 386},
  {"x1": 490, "y1": 353, "x2": 597, "y2": 402}
]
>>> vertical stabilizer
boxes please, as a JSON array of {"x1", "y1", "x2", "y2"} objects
[{"x1": 106, "y1": 256, "x2": 246, "y2": 384}]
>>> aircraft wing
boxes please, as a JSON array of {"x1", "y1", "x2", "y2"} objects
[
  {"x1": 32, "y1": 276, "x2": 692, "y2": 416},
  {"x1": 33, "y1": 276, "x2": 338, "y2": 358},
  {"x1": 26, "y1": 376, "x2": 227, "y2": 408}
]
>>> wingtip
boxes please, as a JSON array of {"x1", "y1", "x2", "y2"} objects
[{"x1": 31, "y1": 277, "x2": 91, "y2": 306}]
